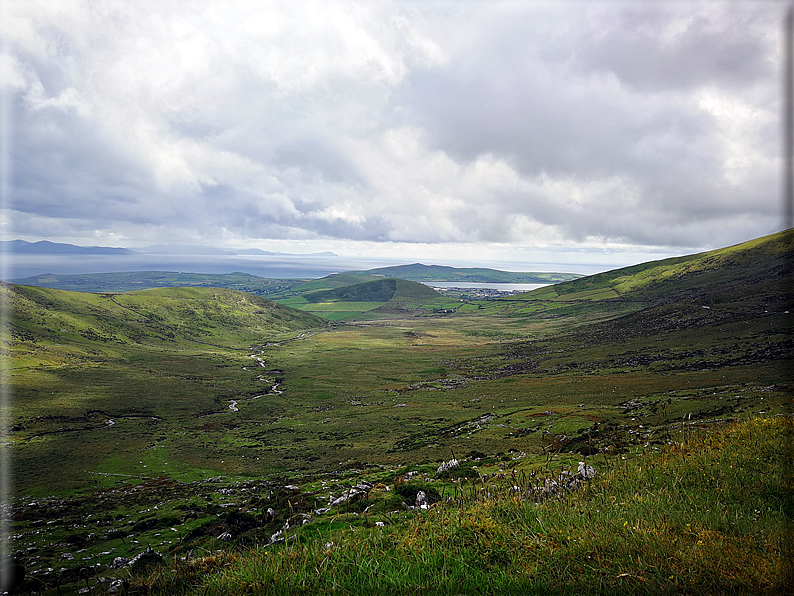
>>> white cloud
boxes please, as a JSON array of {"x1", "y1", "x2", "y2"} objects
[{"x1": 3, "y1": 0, "x2": 786, "y2": 265}]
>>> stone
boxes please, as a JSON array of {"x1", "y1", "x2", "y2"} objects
[
  {"x1": 127, "y1": 547, "x2": 163, "y2": 573},
  {"x1": 577, "y1": 462, "x2": 596, "y2": 480},
  {"x1": 436, "y1": 459, "x2": 460, "y2": 475},
  {"x1": 329, "y1": 488, "x2": 362, "y2": 506},
  {"x1": 109, "y1": 557, "x2": 128, "y2": 569},
  {"x1": 415, "y1": 491, "x2": 429, "y2": 509}
]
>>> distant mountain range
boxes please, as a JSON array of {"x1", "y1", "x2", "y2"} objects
[
  {"x1": 2, "y1": 240, "x2": 336, "y2": 257},
  {"x1": 1, "y1": 240, "x2": 133, "y2": 255}
]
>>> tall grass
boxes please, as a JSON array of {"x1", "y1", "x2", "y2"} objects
[{"x1": 129, "y1": 416, "x2": 792, "y2": 595}]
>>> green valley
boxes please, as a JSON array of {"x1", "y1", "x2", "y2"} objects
[{"x1": 3, "y1": 229, "x2": 792, "y2": 594}]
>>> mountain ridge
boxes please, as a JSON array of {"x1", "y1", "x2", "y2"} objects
[{"x1": 2, "y1": 240, "x2": 133, "y2": 255}]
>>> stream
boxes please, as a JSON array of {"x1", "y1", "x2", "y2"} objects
[{"x1": 226, "y1": 331, "x2": 321, "y2": 413}]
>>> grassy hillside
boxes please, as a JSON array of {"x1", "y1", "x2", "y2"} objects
[
  {"x1": 126, "y1": 416, "x2": 792, "y2": 595},
  {"x1": 278, "y1": 278, "x2": 459, "y2": 320},
  {"x1": 345, "y1": 263, "x2": 581, "y2": 283},
  {"x1": 461, "y1": 228, "x2": 792, "y2": 323},
  {"x1": 302, "y1": 278, "x2": 437, "y2": 303},
  {"x1": 5, "y1": 230, "x2": 792, "y2": 595},
  {"x1": 7, "y1": 284, "x2": 328, "y2": 495},
  {"x1": 515, "y1": 228, "x2": 790, "y2": 302},
  {"x1": 279, "y1": 273, "x2": 383, "y2": 293},
  {"x1": 9, "y1": 284, "x2": 326, "y2": 349},
  {"x1": 10, "y1": 271, "x2": 306, "y2": 295}
]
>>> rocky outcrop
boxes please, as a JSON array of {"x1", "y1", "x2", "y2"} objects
[{"x1": 435, "y1": 459, "x2": 459, "y2": 475}]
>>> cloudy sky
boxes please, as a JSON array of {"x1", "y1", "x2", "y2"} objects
[{"x1": 0, "y1": 1, "x2": 788, "y2": 271}]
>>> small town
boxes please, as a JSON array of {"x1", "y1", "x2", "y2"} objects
[{"x1": 432, "y1": 286, "x2": 524, "y2": 300}]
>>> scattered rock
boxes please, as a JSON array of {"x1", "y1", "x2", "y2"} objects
[
  {"x1": 577, "y1": 461, "x2": 596, "y2": 479},
  {"x1": 329, "y1": 488, "x2": 363, "y2": 506},
  {"x1": 436, "y1": 459, "x2": 459, "y2": 475},
  {"x1": 127, "y1": 547, "x2": 163, "y2": 573}
]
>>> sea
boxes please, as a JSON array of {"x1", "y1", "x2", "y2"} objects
[
  {"x1": 4, "y1": 253, "x2": 400, "y2": 281},
  {"x1": 3, "y1": 253, "x2": 607, "y2": 284}
]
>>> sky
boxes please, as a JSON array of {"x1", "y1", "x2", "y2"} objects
[{"x1": 0, "y1": 0, "x2": 789, "y2": 272}]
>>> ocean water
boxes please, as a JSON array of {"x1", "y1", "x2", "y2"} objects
[
  {"x1": 4, "y1": 252, "x2": 613, "y2": 282},
  {"x1": 4, "y1": 253, "x2": 410, "y2": 281}
]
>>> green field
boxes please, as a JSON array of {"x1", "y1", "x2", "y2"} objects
[{"x1": 4, "y1": 229, "x2": 792, "y2": 594}]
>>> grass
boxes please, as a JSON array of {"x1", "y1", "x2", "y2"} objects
[
  {"x1": 8, "y1": 271, "x2": 308, "y2": 295},
  {"x1": 5, "y1": 229, "x2": 792, "y2": 593},
  {"x1": 8, "y1": 279, "x2": 789, "y2": 493},
  {"x1": 298, "y1": 301, "x2": 385, "y2": 312},
  {"x1": 126, "y1": 416, "x2": 793, "y2": 595}
]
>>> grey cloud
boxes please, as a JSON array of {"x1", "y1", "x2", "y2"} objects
[
  {"x1": 273, "y1": 137, "x2": 363, "y2": 185},
  {"x1": 13, "y1": 106, "x2": 146, "y2": 220},
  {"x1": 571, "y1": 6, "x2": 776, "y2": 93},
  {"x1": 390, "y1": 3, "x2": 779, "y2": 247},
  {"x1": 301, "y1": 214, "x2": 392, "y2": 242},
  {"x1": 4, "y1": 1, "x2": 784, "y2": 255},
  {"x1": 396, "y1": 54, "x2": 718, "y2": 179}
]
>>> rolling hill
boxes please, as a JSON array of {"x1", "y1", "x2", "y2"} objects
[
  {"x1": 7, "y1": 270, "x2": 305, "y2": 294},
  {"x1": 465, "y1": 228, "x2": 793, "y2": 322},
  {"x1": 345, "y1": 263, "x2": 582, "y2": 283},
  {"x1": 303, "y1": 278, "x2": 440, "y2": 303},
  {"x1": 5, "y1": 230, "x2": 791, "y2": 595},
  {"x1": 520, "y1": 228, "x2": 790, "y2": 301},
  {"x1": 7, "y1": 284, "x2": 328, "y2": 351},
  {"x1": 277, "y1": 278, "x2": 457, "y2": 320}
]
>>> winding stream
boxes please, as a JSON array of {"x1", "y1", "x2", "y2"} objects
[
  {"x1": 226, "y1": 331, "x2": 321, "y2": 413},
  {"x1": 19, "y1": 331, "x2": 320, "y2": 439}
]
